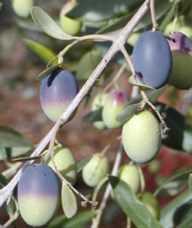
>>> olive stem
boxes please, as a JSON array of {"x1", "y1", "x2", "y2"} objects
[
  {"x1": 140, "y1": 90, "x2": 169, "y2": 138},
  {"x1": 91, "y1": 146, "x2": 123, "y2": 228},
  {"x1": 103, "y1": 63, "x2": 127, "y2": 92},
  {"x1": 120, "y1": 46, "x2": 135, "y2": 76},
  {"x1": 149, "y1": 0, "x2": 158, "y2": 31},
  {"x1": 0, "y1": 0, "x2": 149, "y2": 208},
  {"x1": 50, "y1": 150, "x2": 94, "y2": 206}
]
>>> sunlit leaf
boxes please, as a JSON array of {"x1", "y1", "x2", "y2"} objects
[
  {"x1": 61, "y1": 183, "x2": 78, "y2": 218},
  {"x1": 48, "y1": 211, "x2": 95, "y2": 228},
  {"x1": 110, "y1": 177, "x2": 162, "y2": 228},
  {"x1": 24, "y1": 39, "x2": 57, "y2": 63},
  {"x1": 31, "y1": 7, "x2": 75, "y2": 40}
]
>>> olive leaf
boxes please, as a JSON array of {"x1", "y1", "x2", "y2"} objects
[
  {"x1": 0, "y1": 126, "x2": 32, "y2": 148},
  {"x1": 76, "y1": 157, "x2": 91, "y2": 173},
  {"x1": 31, "y1": 7, "x2": 75, "y2": 40},
  {"x1": 83, "y1": 108, "x2": 103, "y2": 123},
  {"x1": 75, "y1": 48, "x2": 102, "y2": 80},
  {"x1": 48, "y1": 211, "x2": 96, "y2": 228},
  {"x1": 110, "y1": 176, "x2": 162, "y2": 228},
  {"x1": 160, "y1": 189, "x2": 192, "y2": 228},
  {"x1": 24, "y1": 39, "x2": 57, "y2": 63},
  {"x1": 61, "y1": 183, "x2": 78, "y2": 218}
]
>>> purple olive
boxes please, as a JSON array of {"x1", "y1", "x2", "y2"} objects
[
  {"x1": 40, "y1": 69, "x2": 78, "y2": 122},
  {"x1": 132, "y1": 31, "x2": 172, "y2": 88},
  {"x1": 17, "y1": 164, "x2": 59, "y2": 226}
]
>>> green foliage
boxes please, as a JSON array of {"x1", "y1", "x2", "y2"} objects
[
  {"x1": 110, "y1": 177, "x2": 162, "y2": 228},
  {"x1": 24, "y1": 39, "x2": 57, "y2": 63}
]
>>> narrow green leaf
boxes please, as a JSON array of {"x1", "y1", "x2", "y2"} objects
[
  {"x1": 75, "y1": 48, "x2": 102, "y2": 80},
  {"x1": 110, "y1": 177, "x2": 162, "y2": 228},
  {"x1": 24, "y1": 39, "x2": 57, "y2": 63},
  {"x1": 31, "y1": 7, "x2": 75, "y2": 40},
  {"x1": 155, "y1": 167, "x2": 192, "y2": 196},
  {"x1": 160, "y1": 189, "x2": 192, "y2": 228},
  {"x1": 0, "y1": 126, "x2": 32, "y2": 148},
  {"x1": 83, "y1": 108, "x2": 102, "y2": 123},
  {"x1": 61, "y1": 183, "x2": 78, "y2": 218},
  {"x1": 76, "y1": 157, "x2": 90, "y2": 173},
  {"x1": 116, "y1": 103, "x2": 138, "y2": 123},
  {"x1": 48, "y1": 211, "x2": 95, "y2": 228}
]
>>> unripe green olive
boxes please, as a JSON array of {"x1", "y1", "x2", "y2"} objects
[
  {"x1": 82, "y1": 153, "x2": 109, "y2": 187},
  {"x1": 17, "y1": 164, "x2": 59, "y2": 226},
  {"x1": 48, "y1": 145, "x2": 76, "y2": 184},
  {"x1": 168, "y1": 32, "x2": 192, "y2": 89},
  {"x1": 12, "y1": 0, "x2": 33, "y2": 18},
  {"x1": 119, "y1": 164, "x2": 141, "y2": 193},
  {"x1": 60, "y1": 15, "x2": 82, "y2": 36},
  {"x1": 122, "y1": 110, "x2": 161, "y2": 163},
  {"x1": 102, "y1": 90, "x2": 128, "y2": 128},
  {"x1": 141, "y1": 192, "x2": 160, "y2": 219},
  {"x1": 91, "y1": 93, "x2": 107, "y2": 130},
  {"x1": 148, "y1": 159, "x2": 160, "y2": 174}
]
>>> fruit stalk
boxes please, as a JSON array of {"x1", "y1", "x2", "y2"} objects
[{"x1": 0, "y1": 0, "x2": 149, "y2": 208}]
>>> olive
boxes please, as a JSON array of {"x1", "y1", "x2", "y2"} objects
[
  {"x1": 141, "y1": 192, "x2": 160, "y2": 219},
  {"x1": 60, "y1": 15, "x2": 82, "y2": 36},
  {"x1": 40, "y1": 69, "x2": 78, "y2": 122},
  {"x1": 17, "y1": 164, "x2": 59, "y2": 226},
  {"x1": 82, "y1": 153, "x2": 109, "y2": 187},
  {"x1": 12, "y1": 0, "x2": 33, "y2": 18},
  {"x1": 48, "y1": 144, "x2": 76, "y2": 184},
  {"x1": 119, "y1": 164, "x2": 141, "y2": 193},
  {"x1": 102, "y1": 90, "x2": 128, "y2": 128},
  {"x1": 168, "y1": 32, "x2": 192, "y2": 89},
  {"x1": 132, "y1": 31, "x2": 172, "y2": 88},
  {"x1": 122, "y1": 110, "x2": 161, "y2": 163},
  {"x1": 91, "y1": 93, "x2": 107, "y2": 130}
]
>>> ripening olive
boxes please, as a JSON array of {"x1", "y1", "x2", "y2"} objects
[
  {"x1": 82, "y1": 153, "x2": 109, "y2": 187},
  {"x1": 91, "y1": 93, "x2": 107, "y2": 130},
  {"x1": 48, "y1": 144, "x2": 76, "y2": 184},
  {"x1": 122, "y1": 110, "x2": 161, "y2": 163},
  {"x1": 102, "y1": 90, "x2": 128, "y2": 128},
  {"x1": 12, "y1": 0, "x2": 33, "y2": 18},
  {"x1": 132, "y1": 31, "x2": 172, "y2": 88},
  {"x1": 119, "y1": 164, "x2": 141, "y2": 193},
  {"x1": 141, "y1": 192, "x2": 160, "y2": 219},
  {"x1": 17, "y1": 164, "x2": 59, "y2": 226},
  {"x1": 60, "y1": 15, "x2": 82, "y2": 36},
  {"x1": 40, "y1": 69, "x2": 78, "y2": 122},
  {"x1": 168, "y1": 32, "x2": 192, "y2": 89}
]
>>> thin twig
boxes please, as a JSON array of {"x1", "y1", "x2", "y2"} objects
[
  {"x1": 0, "y1": 0, "x2": 149, "y2": 208},
  {"x1": 91, "y1": 146, "x2": 123, "y2": 228},
  {"x1": 149, "y1": 0, "x2": 157, "y2": 31},
  {"x1": 104, "y1": 63, "x2": 127, "y2": 92}
]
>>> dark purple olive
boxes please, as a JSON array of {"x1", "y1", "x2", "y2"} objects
[
  {"x1": 17, "y1": 164, "x2": 59, "y2": 226},
  {"x1": 132, "y1": 31, "x2": 172, "y2": 88},
  {"x1": 40, "y1": 69, "x2": 78, "y2": 122}
]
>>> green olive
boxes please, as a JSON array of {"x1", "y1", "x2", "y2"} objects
[
  {"x1": 141, "y1": 192, "x2": 160, "y2": 219},
  {"x1": 102, "y1": 90, "x2": 128, "y2": 129},
  {"x1": 169, "y1": 51, "x2": 192, "y2": 89},
  {"x1": 91, "y1": 93, "x2": 107, "y2": 130},
  {"x1": 48, "y1": 145, "x2": 76, "y2": 184},
  {"x1": 122, "y1": 110, "x2": 161, "y2": 163},
  {"x1": 148, "y1": 159, "x2": 160, "y2": 174},
  {"x1": 82, "y1": 153, "x2": 109, "y2": 187},
  {"x1": 12, "y1": 0, "x2": 33, "y2": 18},
  {"x1": 119, "y1": 164, "x2": 141, "y2": 193},
  {"x1": 60, "y1": 15, "x2": 81, "y2": 36}
]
